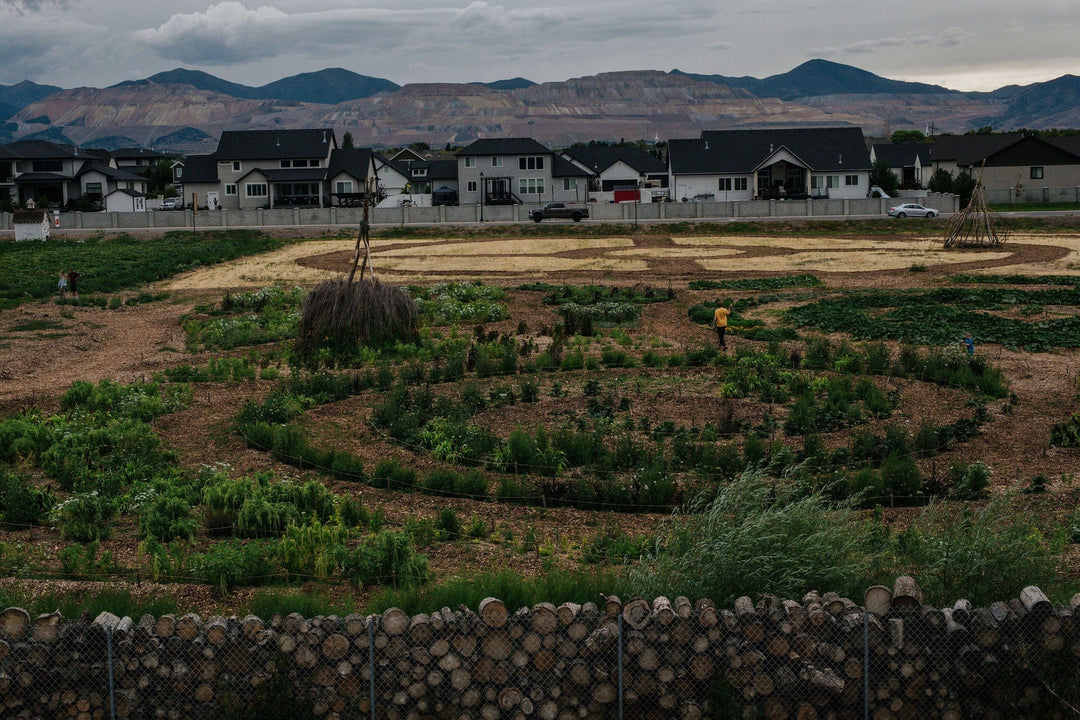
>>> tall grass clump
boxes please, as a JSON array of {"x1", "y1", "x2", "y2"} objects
[
  {"x1": 298, "y1": 279, "x2": 418, "y2": 354},
  {"x1": 869, "y1": 498, "x2": 1059, "y2": 606},
  {"x1": 631, "y1": 468, "x2": 869, "y2": 605}
]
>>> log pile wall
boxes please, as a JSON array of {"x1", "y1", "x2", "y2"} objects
[{"x1": 1, "y1": 579, "x2": 1078, "y2": 719}]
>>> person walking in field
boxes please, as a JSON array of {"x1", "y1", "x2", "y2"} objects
[
  {"x1": 713, "y1": 300, "x2": 730, "y2": 350},
  {"x1": 962, "y1": 334, "x2": 975, "y2": 356},
  {"x1": 67, "y1": 269, "x2": 80, "y2": 299},
  {"x1": 57, "y1": 271, "x2": 68, "y2": 301}
]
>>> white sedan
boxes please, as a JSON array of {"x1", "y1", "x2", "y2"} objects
[{"x1": 888, "y1": 203, "x2": 938, "y2": 218}]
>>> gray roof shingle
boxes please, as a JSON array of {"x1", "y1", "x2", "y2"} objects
[
  {"x1": 670, "y1": 127, "x2": 871, "y2": 174},
  {"x1": 327, "y1": 148, "x2": 374, "y2": 181},
  {"x1": 177, "y1": 155, "x2": 218, "y2": 183},
  {"x1": 214, "y1": 128, "x2": 336, "y2": 160},
  {"x1": 562, "y1": 146, "x2": 666, "y2": 175},
  {"x1": 456, "y1": 138, "x2": 551, "y2": 157},
  {"x1": 872, "y1": 143, "x2": 929, "y2": 167},
  {"x1": 925, "y1": 133, "x2": 1023, "y2": 166}
]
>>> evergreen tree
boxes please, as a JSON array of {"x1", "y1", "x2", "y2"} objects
[{"x1": 869, "y1": 159, "x2": 900, "y2": 197}]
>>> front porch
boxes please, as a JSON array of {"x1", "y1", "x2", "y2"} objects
[{"x1": 755, "y1": 159, "x2": 812, "y2": 199}]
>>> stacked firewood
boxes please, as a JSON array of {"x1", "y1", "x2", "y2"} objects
[{"x1": 1, "y1": 579, "x2": 1078, "y2": 719}]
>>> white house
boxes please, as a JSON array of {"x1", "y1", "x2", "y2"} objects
[
  {"x1": 561, "y1": 145, "x2": 668, "y2": 202},
  {"x1": 668, "y1": 127, "x2": 873, "y2": 202}
]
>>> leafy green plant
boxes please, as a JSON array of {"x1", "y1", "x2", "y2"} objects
[
  {"x1": 139, "y1": 491, "x2": 197, "y2": 541},
  {"x1": 0, "y1": 470, "x2": 55, "y2": 526},
  {"x1": 1050, "y1": 413, "x2": 1080, "y2": 447},
  {"x1": 50, "y1": 492, "x2": 116, "y2": 541}
]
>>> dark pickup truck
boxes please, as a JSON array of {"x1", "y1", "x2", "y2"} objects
[{"x1": 528, "y1": 202, "x2": 589, "y2": 222}]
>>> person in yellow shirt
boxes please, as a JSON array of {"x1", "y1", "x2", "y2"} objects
[{"x1": 713, "y1": 301, "x2": 730, "y2": 350}]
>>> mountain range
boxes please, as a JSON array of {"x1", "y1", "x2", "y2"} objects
[{"x1": 2, "y1": 60, "x2": 1078, "y2": 152}]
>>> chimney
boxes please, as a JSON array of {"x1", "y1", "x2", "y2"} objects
[{"x1": 322, "y1": 131, "x2": 327, "y2": 143}]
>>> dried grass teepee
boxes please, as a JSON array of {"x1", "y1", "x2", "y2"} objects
[
  {"x1": 298, "y1": 179, "x2": 418, "y2": 353},
  {"x1": 943, "y1": 166, "x2": 1009, "y2": 249}
]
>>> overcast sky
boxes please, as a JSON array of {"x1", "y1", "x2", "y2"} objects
[{"x1": 1, "y1": 0, "x2": 1077, "y2": 92}]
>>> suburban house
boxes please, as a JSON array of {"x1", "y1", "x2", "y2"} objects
[
  {"x1": 171, "y1": 129, "x2": 386, "y2": 209},
  {"x1": 212, "y1": 128, "x2": 338, "y2": 210},
  {"x1": 325, "y1": 147, "x2": 381, "y2": 206},
  {"x1": 171, "y1": 154, "x2": 218, "y2": 209},
  {"x1": 455, "y1": 138, "x2": 589, "y2": 206},
  {"x1": 668, "y1": 127, "x2": 873, "y2": 201},
  {"x1": 922, "y1": 133, "x2": 1023, "y2": 179},
  {"x1": 870, "y1": 143, "x2": 931, "y2": 189},
  {"x1": 560, "y1": 145, "x2": 668, "y2": 201},
  {"x1": 108, "y1": 147, "x2": 173, "y2": 171},
  {"x1": 0, "y1": 139, "x2": 114, "y2": 208},
  {"x1": 372, "y1": 153, "x2": 411, "y2": 201},
  {"x1": 76, "y1": 163, "x2": 148, "y2": 205},
  {"x1": 969, "y1": 135, "x2": 1080, "y2": 191}
]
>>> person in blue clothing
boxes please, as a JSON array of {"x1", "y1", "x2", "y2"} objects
[{"x1": 962, "y1": 334, "x2": 975, "y2": 356}]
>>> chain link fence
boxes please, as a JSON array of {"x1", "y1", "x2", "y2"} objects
[{"x1": 2, "y1": 588, "x2": 1078, "y2": 719}]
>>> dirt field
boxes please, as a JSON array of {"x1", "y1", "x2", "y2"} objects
[{"x1": 2, "y1": 227, "x2": 1080, "y2": 613}]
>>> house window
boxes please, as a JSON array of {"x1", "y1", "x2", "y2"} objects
[
  {"x1": 175, "y1": 167, "x2": 183, "y2": 178},
  {"x1": 519, "y1": 178, "x2": 545, "y2": 195},
  {"x1": 85, "y1": 182, "x2": 102, "y2": 198},
  {"x1": 225, "y1": 184, "x2": 237, "y2": 196},
  {"x1": 563, "y1": 178, "x2": 576, "y2": 190},
  {"x1": 467, "y1": 180, "x2": 477, "y2": 192},
  {"x1": 464, "y1": 157, "x2": 476, "y2": 168},
  {"x1": 412, "y1": 168, "x2": 427, "y2": 177},
  {"x1": 245, "y1": 183, "x2": 267, "y2": 197},
  {"x1": 281, "y1": 160, "x2": 292, "y2": 168},
  {"x1": 491, "y1": 157, "x2": 502, "y2": 167},
  {"x1": 719, "y1": 178, "x2": 732, "y2": 191},
  {"x1": 33, "y1": 160, "x2": 62, "y2": 172},
  {"x1": 826, "y1": 176, "x2": 839, "y2": 189},
  {"x1": 735, "y1": 178, "x2": 748, "y2": 191},
  {"x1": 232, "y1": 161, "x2": 241, "y2": 172},
  {"x1": 1031, "y1": 166, "x2": 1044, "y2": 180},
  {"x1": 335, "y1": 181, "x2": 353, "y2": 195},
  {"x1": 519, "y1": 156, "x2": 545, "y2": 170},
  {"x1": 845, "y1": 175, "x2": 859, "y2": 186},
  {"x1": 811, "y1": 176, "x2": 821, "y2": 189},
  {"x1": 309, "y1": 159, "x2": 319, "y2": 168}
]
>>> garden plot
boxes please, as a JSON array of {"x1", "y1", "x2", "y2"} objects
[{"x1": 4, "y1": 225, "x2": 1080, "y2": 620}]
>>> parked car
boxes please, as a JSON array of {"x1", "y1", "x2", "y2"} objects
[
  {"x1": 529, "y1": 202, "x2": 589, "y2": 222},
  {"x1": 159, "y1": 197, "x2": 183, "y2": 210},
  {"x1": 888, "y1": 203, "x2": 937, "y2": 218}
]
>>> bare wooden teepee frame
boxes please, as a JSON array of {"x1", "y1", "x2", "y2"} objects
[
  {"x1": 346, "y1": 177, "x2": 376, "y2": 283},
  {"x1": 943, "y1": 164, "x2": 1009, "y2": 248}
]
